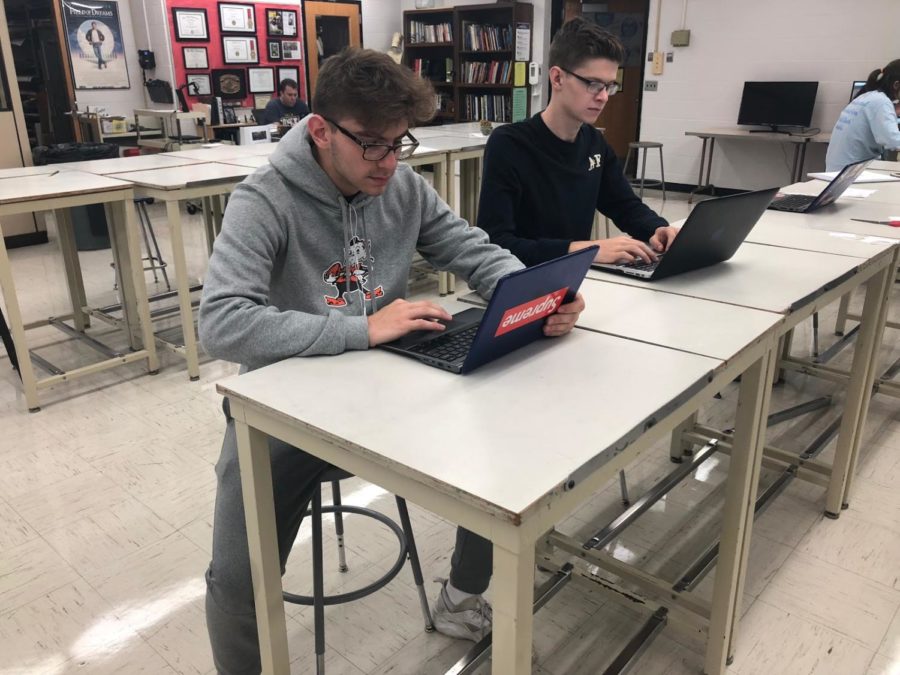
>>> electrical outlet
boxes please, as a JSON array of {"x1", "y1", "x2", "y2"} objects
[
  {"x1": 644, "y1": 80, "x2": 658, "y2": 92},
  {"x1": 651, "y1": 51, "x2": 664, "y2": 75},
  {"x1": 666, "y1": 52, "x2": 673, "y2": 63},
  {"x1": 647, "y1": 52, "x2": 653, "y2": 62}
]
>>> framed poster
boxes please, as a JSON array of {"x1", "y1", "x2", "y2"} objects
[
  {"x1": 277, "y1": 66, "x2": 299, "y2": 86},
  {"x1": 266, "y1": 8, "x2": 297, "y2": 37},
  {"x1": 267, "y1": 40, "x2": 282, "y2": 61},
  {"x1": 212, "y1": 68, "x2": 247, "y2": 99},
  {"x1": 61, "y1": 0, "x2": 130, "y2": 90},
  {"x1": 248, "y1": 67, "x2": 275, "y2": 94},
  {"x1": 182, "y1": 46, "x2": 208, "y2": 69},
  {"x1": 187, "y1": 73, "x2": 212, "y2": 96},
  {"x1": 218, "y1": 2, "x2": 256, "y2": 33},
  {"x1": 222, "y1": 36, "x2": 258, "y2": 64},
  {"x1": 281, "y1": 40, "x2": 301, "y2": 60},
  {"x1": 172, "y1": 7, "x2": 208, "y2": 41}
]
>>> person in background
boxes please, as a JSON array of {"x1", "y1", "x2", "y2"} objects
[
  {"x1": 260, "y1": 78, "x2": 310, "y2": 125},
  {"x1": 199, "y1": 47, "x2": 585, "y2": 674},
  {"x1": 826, "y1": 60, "x2": 900, "y2": 171},
  {"x1": 477, "y1": 18, "x2": 679, "y2": 268}
]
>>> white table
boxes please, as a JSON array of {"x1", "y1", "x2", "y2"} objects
[
  {"x1": 165, "y1": 143, "x2": 279, "y2": 161},
  {"x1": 216, "y1": 155, "x2": 270, "y2": 169},
  {"x1": 220, "y1": 323, "x2": 777, "y2": 675},
  {"x1": 685, "y1": 127, "x2": 831, "y2": 202},
  {"x1": 0, "y1": 171, "x2": 157, "y2": 410},
  {"x1": 112, "y1": 162, "x2": 254, "y2": 379},
  {"x1": 588, "y1": 240, "x2": 898, "y2": 516},
  {"x1": 64, "y1": 154, "x2": 205, "y2": 175}
]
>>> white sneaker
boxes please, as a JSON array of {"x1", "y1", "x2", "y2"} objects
[{"x1": 431, "y1": 578, "x2": 492, "y2": 642}]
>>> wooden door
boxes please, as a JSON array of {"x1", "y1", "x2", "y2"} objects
[{"x1": 302, "y1": 0, "x2": 362, "y2": 101}]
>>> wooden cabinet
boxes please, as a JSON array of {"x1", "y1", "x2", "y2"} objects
[{"x1": 403, "y1": 2, "x2": 533, "y2": 124}]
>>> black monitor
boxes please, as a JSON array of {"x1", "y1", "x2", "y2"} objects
[
  {"x1": 849, "y1": 80, "x2": 866, "y2": 102},
  {"x1": 736, "y1": 81, "x2": 818, "y2": 132}
]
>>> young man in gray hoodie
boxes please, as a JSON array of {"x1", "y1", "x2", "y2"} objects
[{"x1": 199, "y1": 47, "x2": 585, "y2": 673}]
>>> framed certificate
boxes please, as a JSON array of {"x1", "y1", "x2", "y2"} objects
[
  {"x1": 222, "y1": 36, "x2": 259, "y2": 64},
  {"x1": 278, "y1": 66, "x2": 299, "y2": 86},
  {"x1": 182, "y1": 46, "x2": 208, "y2": 69},
  {"x1": 281, "y1": 40, "x2": 301, "y2": 60},
  {"x1": 172, "y1": 7, "x2": 209, "y2": 41},
  {"x1": 218, "y1": 2, "x2": 256, "y2": 33},
  {"x1": 186, "y1": 73, "x2": 212, "y2": 96},
  {"x1": 248, "y1": 67, "x2": 275, "y2": 94}
]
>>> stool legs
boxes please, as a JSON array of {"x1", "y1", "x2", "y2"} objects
[
  {"x1": 639, "y1": 148, "x2": 648, "y2": 200},
  {"x1": 312, "y1": 487, "x2": 326, "y2": 674},
  {"x1": 331, "y1": 481, "x2": 349, "y2": 573},
  {"x1": 658, "y1": 146, "x2": 667, "y2": 201},
  {"x1": 395, "y1": 496, "x2": 436, "y2": 632},
  {"x1": 618, "y1": 470, "x2": 630, "y2": 506}
]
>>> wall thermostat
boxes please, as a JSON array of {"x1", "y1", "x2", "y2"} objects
[{"x1": 528, "y1": 62, "x2": 540, "y2": 85}]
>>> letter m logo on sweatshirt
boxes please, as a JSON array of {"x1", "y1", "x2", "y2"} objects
[{"x1": 494, "y1": 287, "x2": 568, "y2": 337}]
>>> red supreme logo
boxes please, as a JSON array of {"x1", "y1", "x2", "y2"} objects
[{"x1": 494, "y1": 287, "x2": 569, "y2": 337}]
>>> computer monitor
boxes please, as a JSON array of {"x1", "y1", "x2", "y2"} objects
[
  {"x1": 849, "y1": 80, "x2": 866, "y2": 102},
  {"x1": 736, "y1": 81, "x2": 818, "y2": 132}
]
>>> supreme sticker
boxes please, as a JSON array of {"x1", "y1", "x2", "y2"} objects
[{"x1": 494, "y1": 287, "x2": 569, "y2": 337}]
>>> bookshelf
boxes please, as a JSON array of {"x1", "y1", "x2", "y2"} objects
[{"x1": 402, "y1": 2, "x2": 533, "y2": 124}]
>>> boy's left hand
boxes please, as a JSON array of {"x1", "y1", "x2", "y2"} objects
[{"x1": 543, "y1": 292, "x2": 585, "y2": 337}]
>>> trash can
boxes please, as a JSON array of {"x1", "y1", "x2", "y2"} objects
[{"x1": 33, "y1": 142, "x2": 119, "y2": 251}]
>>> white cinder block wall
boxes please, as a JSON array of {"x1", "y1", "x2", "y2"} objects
[{"x1": 640, "y1": 0, "x2": 900, "y2": 190}]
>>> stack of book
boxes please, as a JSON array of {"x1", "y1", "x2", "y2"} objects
[
  {"x1": 460, "y1": 61, "x2": 512, "y2": 84},
  {"x1": 408, "y1": 21, "x2": 453, "y2": 44},
  {"x1": 461, "y1": 23, "x2": 512, "y2": 51}
]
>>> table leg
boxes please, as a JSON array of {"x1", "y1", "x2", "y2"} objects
[
  {"x1": 110, "y1": 198, "x2": 159, "y2": 372},
  {"x1": 670, "y1": 412, "x2": 698, "y2": 463},
  {"x1": 211, "y1": 194, "x2": 225, "y2": 244},
  {"x1": 165, "y1": 199, "x2": 201, "y2": 380},
  {"x1": 827, "y1": 255, "x2": 896, "y2": 514},
  {"x1": 234, "y1": 416, "x2": 291, "y2": 674},
  {"x1": 53, "y1": 208, "x2": 90, "y2": 331},
  {"x1": 492, "y1": 536, "x2": 535, "y2": 674},
  {"x1": 434, "y1": 156, "x2": 454, "y2": 296},
  {"x1": 105, "y1": 202, "x2": 140, "y2": 350},
  {"x1": 202, "y1": 196, "x2": 216, "y2": 257},
  {"x1": 706, "y1": 344, "x2": 775, "y2": 674},
  {"x1": 0, "y1": 227, "x2": 40, "y2": 410}
]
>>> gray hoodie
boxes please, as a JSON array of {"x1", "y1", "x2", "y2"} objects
[{"x1": 199, "y1": 119, "x2": 524, "y2": 371}]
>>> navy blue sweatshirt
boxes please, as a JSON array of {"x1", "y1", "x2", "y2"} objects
[{"x1": 477, "y1": 113, "x2": 667, "y2": 267}]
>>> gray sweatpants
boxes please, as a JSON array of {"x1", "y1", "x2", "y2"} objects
[{"x1": 205, "y1": 416, "x2": 492, "y2": 674}]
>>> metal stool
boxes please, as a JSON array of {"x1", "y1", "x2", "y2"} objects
[
  {"x1": 283, "y1": 467, "x2": 434, "y2": 673},
  {"x1": 134, "y1": 198, "x2": 171, "y2": 290},
  {"x1": 624, "y1": 141, "x2": 666, "y2": 200}
]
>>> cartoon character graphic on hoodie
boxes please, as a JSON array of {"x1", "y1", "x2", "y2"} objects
[{"x1": 322, "y1": 235, "x2": 384, "y2": 307}]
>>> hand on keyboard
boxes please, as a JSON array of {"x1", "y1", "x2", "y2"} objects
[
  {"x1": 367, "y1": 299, "x2": 452, "y2": 347},
  {"x1": 597, "y1": 236, "x2": 657, "y2": 264}
]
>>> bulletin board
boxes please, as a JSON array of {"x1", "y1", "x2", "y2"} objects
[{"x1": 166, "y1": 0, "x2": 306, "y2": 110}]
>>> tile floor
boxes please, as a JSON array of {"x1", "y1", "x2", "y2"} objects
[{"x1": 0, "y1": 189, "x2": 898, "y2": 675}]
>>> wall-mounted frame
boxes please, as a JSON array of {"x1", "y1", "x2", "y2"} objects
[
  {"x1": 267, "y1": 40, "x2": 282, "y2": 61},
  {"x1": 212, "y1": 68, "x2": 247, "y2": 98},
  {"x1": 182, "y1": 46, "x2": 209, "y2": 69},
  {"x1": 277, "y1": 66, "x2": 299, "y2": 86},
  {"x1": 222, "y1": 36, "x2": 258, "y2": 64},
  {"x1": 218, "y1": 2, "x2": 256, "y2": 33},
  {"x1": 281, "y1": 40, "x2": 301, "y2": 60},
  {"x1": 61, "y1": 0, "x2": 131, "y2": 90},
  {"x1": 248, "y1": 67, "x2": 275, "y2": 94},
  {"x1": 172, "y1": 7, "x2": 209, "y2": 41},
  {"x1": 186, "y1": 73, "x2": 212, "y2": 96},
  {"x1": 266, "y1": 8, "x2": 297, "y2": 37}
]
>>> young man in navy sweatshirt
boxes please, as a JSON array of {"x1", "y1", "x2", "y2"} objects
[
  {"x1": 199, "y1": 48, "x2": 585, "y2": 673},
  {"x1": 478, "y1": 18, "x2": 680, "y2": 268}
]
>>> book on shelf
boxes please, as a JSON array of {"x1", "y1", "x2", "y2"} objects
[
  {"x1": 462, "y1": 93, "x2": 512, "y2": 123},
  {"x1": 461, "y1": 22, "x2": 513, "y2": 51},
  {"x1": 410, "y1": 57, "x2": 454, "y2": 83},
  {"x1": 460, "y1": 61, "x2": 512, "y2": 84},
  {"x1": 408, "y1": 20, "x2": 454, "y2": 44}
]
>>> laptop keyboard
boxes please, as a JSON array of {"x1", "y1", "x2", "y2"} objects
[
  {"x1": 409, "y1": 325, "x2": 479, "y2": 362},
  {"x1": 618, "y1": 253, "x2": 664, "y2": 273},
  {"x1": 769, "y1": 194, "x2": 815, "y2": 212}
]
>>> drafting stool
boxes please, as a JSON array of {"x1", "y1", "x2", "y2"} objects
[
  {"x1": 113, "y1": 198, "x2": 171, "y2": 292},
  {"x1": 624, "y1": 141, "x2": 667, "y2": 200},
  {"x1": 282, "y1": 467, "x2": 434, "y2": 674}
]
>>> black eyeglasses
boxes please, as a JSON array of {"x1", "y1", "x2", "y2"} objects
[
  {"x1": 560, "y1": 68, "x2": 620, "y2": 96},
  {"x1": 325, "y1": 118, "x2": 420, "y2": 161}
]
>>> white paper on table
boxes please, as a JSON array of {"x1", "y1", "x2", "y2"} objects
[
  {"x1": 808, "y1": 170, "x2": 900, "y2": 183},
  {"x1": 841, "y1": 188, "x2": 877, "y2": 198},
  {"x1": 862, "y1": 236, "x2": 897, "y2": 245}
]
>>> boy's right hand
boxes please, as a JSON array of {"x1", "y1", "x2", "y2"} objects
[{"x1": 367, "y1": 299, "x2": 452, "y2": 346}]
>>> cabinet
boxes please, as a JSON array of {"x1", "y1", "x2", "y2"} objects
[{"x1": 402, "y1": 2, "x2": 533, "y2": 124}]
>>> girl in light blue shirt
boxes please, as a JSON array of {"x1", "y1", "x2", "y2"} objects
[{"x1": 826, "y1": 60, "x2": 900, "y2": 171}]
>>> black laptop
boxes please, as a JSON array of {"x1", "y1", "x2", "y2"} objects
[
  {"x1": 592, "y1": 188, "x2": 778, "y2": 281},
  {"x1": 767, "y1": 158, "x2": 872, "y2": 213},
  {"x1": 380, "y1": 246, "x2": 597, "y2": 374}
]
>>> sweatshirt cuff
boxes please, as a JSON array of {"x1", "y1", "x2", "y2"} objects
[{"x1": 344, "y1": 315, "x2": 370, "y2": 351}]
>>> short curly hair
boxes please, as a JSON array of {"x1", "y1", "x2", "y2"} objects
[{"x1": 313, "y1": 47, "x2": 436, "y2": 131}]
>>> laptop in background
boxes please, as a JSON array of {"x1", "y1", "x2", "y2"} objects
[
  {"x1": 849, "y1": 80, "x2": 865, "y2": 102},
  {"x1": 768, "y1": 158, "x2": 872, "y2": 213},
  {"x1": 592, "y1": 188, "x2": 777, "y2": 281},
  {"x1": 380, "y1": 246, "x2": 597, "y2": 374}
]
